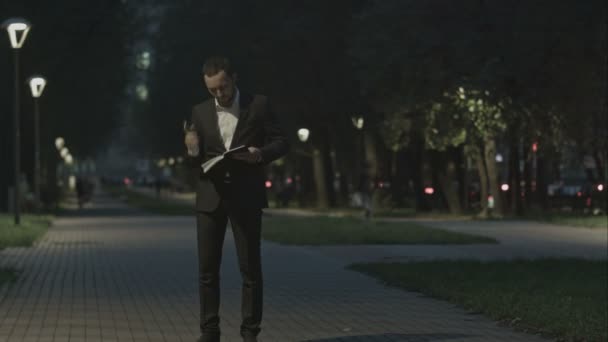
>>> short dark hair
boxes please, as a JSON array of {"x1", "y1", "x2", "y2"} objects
[{"x1": 202, "y1": 56, "x2": 234, "y2": 77}]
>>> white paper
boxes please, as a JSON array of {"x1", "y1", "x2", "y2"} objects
[{"x1": 201, "y1": 145, "x2": 248, "y2": 173}]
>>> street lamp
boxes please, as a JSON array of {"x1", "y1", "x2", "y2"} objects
[
  {"x1": 60, "y1": 147, "x2": 69, "y2": 159},
  {"x1": 28, "y1": 76, "x2": 46, "y2": 211},
  {"x1": 64, "y1": 154, "x2": 74, "y2": 165},
  {"x1": 3, "y1": 18, "x2": 31, "y2": 225},
  {"x1": 297, "y1": 128, "x2": 310, "y2": 143},
  {"x1": 351, "y1": 115, "x2": 365, "y2": 182},
  {"x1": 351, "y1": 116, "x2": 364, "y2": 130},
  {"x1": 55, "y1": 137, "x2": 65, "y2": 150}
]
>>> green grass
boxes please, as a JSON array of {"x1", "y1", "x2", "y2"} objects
[
  {"x1": 536, "y1": 214, "x2": 607, "y2": 229},
  {"x1": 104, "y1": 186, "x2": 194, "y2": 215},
  {"x1": 0, "y1": 214, "x2": 52, "y2": 250},
  {"x1": 261, "y1": 215, "x2": 497, "y2": 245},
  {"x1": 349, "y1": 259, "x2": 607, "y2": 341},
  {"x1": 0, "y1": 214, "x2": 50, "y2": 289},
  {"x1": 303, "y1": 206, "x2": 474, "y2": 219}
]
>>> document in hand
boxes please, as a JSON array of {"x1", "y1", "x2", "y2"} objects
[{"x1": 201, "y1": 145, "x2": 249, "y2": 173}]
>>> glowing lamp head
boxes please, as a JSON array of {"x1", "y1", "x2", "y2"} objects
[
  {"x1": 55, "y1": 137, "x2": 65, "y2": 150},
  {"x1": 597, "y1": 184, "x2": 604, "y2": 192},
  {"x1": 501, "y1": 184, "x2": 510, "y2": 192},
  {"x1": 265, "y1": 180, "x2": 272, "y2": 188},
  {"x1": 297, "y1": 128, "x2": 310, "y2": 142},
  {"x1": 64, "y1": 154, "x2": 74, "y2": 165},
  {"x1": 424, "y1": 187, "x2": 434, "y2": 195},
  {"x1": 2, "y1": 18, "x2": 31, "y2": 49},
  {"x1": 351, "y1": 116, "x2": 364, "y2": 130},
  {"x1": 28, "y1": 76, "x2": 47, "y2": 98},
  {"x1": 60, "y1": 147, "x2": 69, "y2": 158}
]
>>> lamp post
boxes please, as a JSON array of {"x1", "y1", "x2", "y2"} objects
[
  {"x1": 28, "y1": 76, "x2": 46, "y2": 212},
  {"x1": 295, "y1": 128, "x2": 310, "y2": 206},
  {"x1": 3, "y1": 18, "x2": 31, "y2": 225},
  {"x1": 351, "y1": 115, "x2": 365, "y2": 190}
]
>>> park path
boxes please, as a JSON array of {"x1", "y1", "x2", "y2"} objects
[
  {"x1": 131, "y1": 187, "x2": 608, "y2": 264},
  {"x1": 0, "y1": 192, "x2": 550, "y2": 342}
]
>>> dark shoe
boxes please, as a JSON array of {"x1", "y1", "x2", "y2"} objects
[{"x1": 197, "y1": 334, "x2": 220, "y2": 342}]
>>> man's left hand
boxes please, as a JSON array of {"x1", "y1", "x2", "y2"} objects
[{"x1": 231, "y1": 146, "x2": 262, "y2": 164}]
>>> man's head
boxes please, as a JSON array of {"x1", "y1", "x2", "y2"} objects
[{"x1": 203, "y1": 56, "x2": 237, "y2": 107}]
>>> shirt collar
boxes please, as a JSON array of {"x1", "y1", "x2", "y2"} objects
[{"x1": 215, "y1": 88, "x2": 240, "y2": 112}]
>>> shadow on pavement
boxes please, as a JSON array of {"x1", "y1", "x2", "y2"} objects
[{"x1": 302, "y1": 333, "x2": 473, "y2": 342}]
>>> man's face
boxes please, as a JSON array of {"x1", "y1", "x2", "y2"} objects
[{"x1": 204, "y1": 70, "x2": 236, "y2": 107}]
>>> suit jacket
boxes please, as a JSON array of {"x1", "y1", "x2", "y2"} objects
[{"x1": 185, "y1": 92, "x2": 289, "y2": 212}]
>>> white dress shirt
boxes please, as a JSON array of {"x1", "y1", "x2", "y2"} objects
[{"x1": 215, "y1": 88, "x2": 240, "y2": 150}]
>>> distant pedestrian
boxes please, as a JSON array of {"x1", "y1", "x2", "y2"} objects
[{"x1": 75, "y1": 177, "x2": 86, "y2": 209}]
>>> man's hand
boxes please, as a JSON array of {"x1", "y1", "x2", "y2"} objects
[
  {"x1": 184, "y1": 131, "x2": 200, "y2": 156},
  {"x1": 231, "y1": 147, "x2": 262, "y2": 164}
]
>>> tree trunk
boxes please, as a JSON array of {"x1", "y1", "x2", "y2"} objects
[
  {"x1": 322, "y1": 145, "x2": 336, "y2": 207},
  {"x1": 522, "y1": 139, "x2": 533, "y2": 211},
  {"x1": 593, "y1": 150, "x2": 606, "y2": 184},
  {"x1": 411, "y1": 143, "x2": 426, "y2": 211},
  {"x1": 483, "y1": 136, "x2": 503, "y2": 217},
  {"x1": 462, "y1": 155, "x2": 470, "y2": 212},
  {"x1": 474, "y1": 147, "x2": 489, "y2": 217},
  {"x1": 390, "y1": 150, "x2": 403, "y2": 206},
  {"x1": 537, "y1": 154, "x2": 550, "y2": 210},
  {"x1": 312, "y1": 148, "x2": 329, "y2": 209},
  {"x1": 437, "y1": 153, "x2": 462, "y2": 214},
  {"x1": 510, "y1": 136, "x2": 523, "y2": 215}
]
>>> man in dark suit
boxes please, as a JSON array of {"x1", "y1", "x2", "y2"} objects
[{"x1": 184, "y1": 56, "x2": 289, "y2": 342}]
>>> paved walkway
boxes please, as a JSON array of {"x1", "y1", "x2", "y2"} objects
[
  {"x1": 130, "y1": 187, "x2": 608, "y2": 264},
  {"x1": 0, "y1": 193, "x2": 550, "y2": 341}
]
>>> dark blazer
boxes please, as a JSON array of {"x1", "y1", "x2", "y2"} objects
[{"x1": 185, "y1": 92, "x2": 289, "y2": 212}]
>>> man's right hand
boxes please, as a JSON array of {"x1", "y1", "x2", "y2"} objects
[{"x1": 185, "y1": 131, "x2": 200, "y2": 156}]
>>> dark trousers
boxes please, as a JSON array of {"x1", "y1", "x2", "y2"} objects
[{"x1": 196, "y1": 201, "x2": 263, "y2": 338}]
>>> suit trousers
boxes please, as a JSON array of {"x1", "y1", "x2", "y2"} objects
[{"x1": 196, "y1": 198, "x2": 263, "y2": 338}]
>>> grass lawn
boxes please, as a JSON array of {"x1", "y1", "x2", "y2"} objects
[
  {"x1": 104, "y1": 186, "x2": 194, "y2": 215},
  {"x1": 348, "y1": 259, "x2": 607, "y2": 341},
  {"x1": 537, "y1": 214, "x2": 607, "y2": 229},
  {"x1": 0, "y1": 214, "x2": 52, "y2": 250},
  {"x1": 303, "y1": 206, "x2": 474, "y2": 220},
  {"x1": 1, "y1": 214, "x2": 51, "y2": 289},
  {"x1": 261, "y1": 215, "x2": 497, "y2": 245}
]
